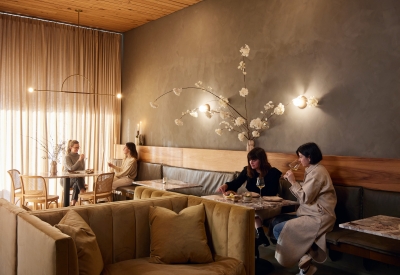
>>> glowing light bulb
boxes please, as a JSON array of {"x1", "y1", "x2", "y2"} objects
[
  {"x1": 292, "y1": 96, "x2": 307, "y2": 109},
  {"x1": 28, "y1": 87, "x2": 34, "y2": 93},
  {"x1": 199, "y1": 104, "x2": 210, "y2": 112},
  {"x1": 116, "y1": 93, "x2": 122, "y2": 99}
]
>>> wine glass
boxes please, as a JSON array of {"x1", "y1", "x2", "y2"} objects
[
  {"x1": 288, "y1": 159, "x2": 301, "y2": 171},
  {"x1": 256, "y1": 177, "x2": 265, "y2": 205}
]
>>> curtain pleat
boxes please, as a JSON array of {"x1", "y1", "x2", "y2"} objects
[{"x1": 0, "y1": 13, "x2": 121, "y2": 200}]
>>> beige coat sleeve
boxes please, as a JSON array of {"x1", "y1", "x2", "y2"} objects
[{"x1": 114, "y1": 158, "x2": 137, "y2": 179}]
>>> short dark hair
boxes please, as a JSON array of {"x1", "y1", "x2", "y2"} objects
[
  {"x1": 126, "y1": 142, "x2": 138, "y2": 159},
  {"x1": 296, "y1": 142, "x2": 323, "y2": 164},
  {"x1": 246, "y1": 147, "x2": 271, "y2": 177}
]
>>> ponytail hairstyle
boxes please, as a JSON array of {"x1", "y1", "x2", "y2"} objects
[
  {"x1": 125, "y1": 142, "x2": 138, "y2": 159},
  {"x1": 67, "y1": 140, "x2": 79, "y2": 154}
]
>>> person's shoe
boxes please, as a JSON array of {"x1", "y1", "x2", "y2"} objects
[
  {"x1": 296, "y1": 264, "x2": 317, "y2": 275},
  {"x1": 256, "y1": 227, "x2": 270, "y2": 247},
  {"x1": 298, "y1": 254, "x2": 312, "y2": 269}
]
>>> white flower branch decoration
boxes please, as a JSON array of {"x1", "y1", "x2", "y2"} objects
[{"x1": 150, "y1": 44, "x2": 318, "y2": 143}]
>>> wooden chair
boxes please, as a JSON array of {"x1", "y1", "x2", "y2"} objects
[
  {"x1": 19, "y1": 175, "x2": 59, "y2": 210},
  {"x1": 7, "y1": 169, "x2": 23, "y2": 207},
  {"x1": 78, "y1": 172, "x2": 114, "y2": 204}
]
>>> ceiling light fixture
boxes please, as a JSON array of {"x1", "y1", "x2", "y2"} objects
[{"x1": 28, "y1": 10, "x2": 122, "y2": 98}]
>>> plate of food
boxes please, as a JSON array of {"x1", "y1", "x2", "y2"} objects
[
  {"x1": 263, "y1": 196, "x2": 283, "y2": 202},
  {"x1": 223, "y1": 192, "x2": 241, "y2": 202},
  {"x1": 85, "y1": 169, "x2": 94, "y2": 174}
]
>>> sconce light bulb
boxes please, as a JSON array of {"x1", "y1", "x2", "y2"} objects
[
  {"x1": 28, "y1": 87, "x2": 34, "y2": 93},
  {"x1": 292, "y1": 96, "x2": 307, "y2": 109},
  {"x1": 199, "y1": 104, "x2": 210, "y2": 112},
  {"x1": 116, "y1": 93, "x2": 122, "y2": 99}
]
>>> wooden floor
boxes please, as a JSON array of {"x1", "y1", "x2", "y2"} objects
[{"x1": 258, "y1": 245, "x2": 399, "y2": 275}]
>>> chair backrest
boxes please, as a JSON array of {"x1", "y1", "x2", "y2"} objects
[
  {"x1": 94, "y1": 172, "x2": 114, "y2": 195},
  {"x1": 19, "y1": 176, "x2": 48, "y2": 198},
  {"x1": 7, "y1": 169, "x2": 21, "y2": 191}
]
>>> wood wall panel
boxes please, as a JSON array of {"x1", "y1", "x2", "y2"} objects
[
  {"x1": 182, "y1": 148, "x2": 248, "y2": 172},
  {"x1": 117, "y1": 145, "x2": 400, "y2": 192}
]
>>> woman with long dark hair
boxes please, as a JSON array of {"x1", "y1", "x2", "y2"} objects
[
  {"x1": 108, "y1": 142, "x2": 138, "y2": 190},
  {"x1": 217, "y1": 147, "x2": 282, "y2": 247}
]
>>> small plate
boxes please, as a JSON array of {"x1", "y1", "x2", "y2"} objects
[
  {"x1": 85, "y1": 169, "x2": 94, "y2": 174},
  {"x1": 67, "y1": 170, "x2": 78, "y2": 174},
  {"x1": 250, "y1": 192, "x2": 260, "y2": 198},
  {"x1": 263, "y1": 196, "x2": 283, "y2": 202}
]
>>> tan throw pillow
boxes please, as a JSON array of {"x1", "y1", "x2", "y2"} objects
[
  {"x1": 149, "y1": 203, "x2": 213, "y2": 264},
  {"x1": 55, "y1": 210, "x2": 104, "y2": 275}
]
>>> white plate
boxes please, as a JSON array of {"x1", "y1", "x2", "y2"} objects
[{"x1": 263, "y1": 196, "x2": 283, "y2": 202}]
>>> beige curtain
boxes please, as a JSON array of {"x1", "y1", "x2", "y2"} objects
[{"x1": 0, "y1": 13, "x2": 122, "y2": 200}]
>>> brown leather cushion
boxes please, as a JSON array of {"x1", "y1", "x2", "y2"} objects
[
  {"x1": 148, "y1": 203, "x2": 213, "y2": 264},
  {"x1": 363, "y1": 188, "x2": 400, "y2": 218},
  {"x1": 333, "y1": 185, "x2": 363, "y2": 224}
]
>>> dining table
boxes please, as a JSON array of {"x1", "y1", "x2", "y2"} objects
[
  {"x1": 339, "y1": 215, "x2": 400, "y2": 240},
  {"x1": 201, "y1": 194, "x2": 299, "y2": 210},
  {"x1": 21, "y1": 170, "x2": 104, "y2": 207},
  {"x1": 133, "y1": 179, "x2": 202, "y2": 191}
]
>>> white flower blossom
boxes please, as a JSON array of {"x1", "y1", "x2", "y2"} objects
[
  {"x1": 195, "y1": 81, "x2": 203, "y2": 88},
  {"x1": 150, "y1": 102, "x2": 159, "y2": 108},
  {"x1": 173, "y1": 88, "x2": 182, "y2": 96},
  {"x1": 274, "y1": 103, "x2": 285, "y2": 115},
  {"x1": 239, "y1": 88, "x2": 248, "y2": 97},
  {"x1": 307, "y1": 96, "x2": 318, "y2": 107},
  {"x1": 237, "y1": 61, "x2": 246, "y2": 75},
  {"x1": 240, "y1": 44, "x2": 250, "y2": 57},
  {"x1": 250, "y1": 118, "x2": 263, "y2": 129},
  {"x1": 190, "y1": 111, "x2": 198, "y2": 117},
  {"x1": 205, "y1": 112, "x2": 212, "y2": 118},
  {"x1": 175, "y1": 119, "x2": 183, "y2": 126},
  {"x1": 252, "y1": 131, "x2": 260, "y2": 138},
  {"x1": 215, "y1": 129, "x2": 222, "y2": 136},
  {"x1": 218, "y1": 95, "x2": 229, "y2": 108},
  {"x1": 238, "y1": 132, "x2": 246, "y2": 142},
  {"x1": 264, "y1": 101, "x2": 274, "y2": 110},
  {"x1": 219, "y1": 111, "x2": 230, "y2": 119},
  {"x1": 234, "y1": 117, "x2": 246, "y2": 126}
]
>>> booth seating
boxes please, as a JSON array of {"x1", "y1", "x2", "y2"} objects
[
  {"x1": 0, "y1": 189, "x2": 255, "y2": 275},
  {"x1": 116, "y1": 162, "x2": 236, "y2": 199}
]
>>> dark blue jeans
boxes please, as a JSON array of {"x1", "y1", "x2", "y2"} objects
[{"x1": 272, "y1": 214, "x2": 298, "y2": 240}]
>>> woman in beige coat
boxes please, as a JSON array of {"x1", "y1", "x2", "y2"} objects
[{"x1": 273, "y1": 142, "x2": 337, "y2": 275}]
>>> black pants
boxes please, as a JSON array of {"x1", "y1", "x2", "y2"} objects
[{"x1": 60, "y1": 178, "x2": 86, "y2": 201}]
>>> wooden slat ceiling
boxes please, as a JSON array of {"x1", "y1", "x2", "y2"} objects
[{"x1": 0, "y1": 0, "x2": 203, "y2": 33}]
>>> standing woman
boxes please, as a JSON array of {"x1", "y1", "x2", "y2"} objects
[
  {"x1": 108, "y1": 142, "x2": 138, "y2": 190},
  {"x1": 64, "y1": 140, "x2": 86, "y2": 206},
  {"x1": 274, "y1": 142, "x2": 337, "y2": 275},
  {"x1": 217, "y1": 147, "x2": 282, "y2": 247}
]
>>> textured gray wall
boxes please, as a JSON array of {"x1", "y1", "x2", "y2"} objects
[{"x1": 122, "y1": 0, "x2": 400, "y2": 158}]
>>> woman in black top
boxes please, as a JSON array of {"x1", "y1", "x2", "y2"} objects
[{"x1": 218, "y1": 147, "x2": 282, "y2": 246}]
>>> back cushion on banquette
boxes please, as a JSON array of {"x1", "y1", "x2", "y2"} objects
[
  {"x1": 333, "y1": 185, "x2": 363, "y2": 224},
  {"x1": 162, "y1": 165, "x2": 236, "y2": 196},
  {"x1": 362, "y1": 188, "x2": 400, "y2": 218},
  {"x1": 136, "y1": 162, "x2": 163, "y2": 181}
]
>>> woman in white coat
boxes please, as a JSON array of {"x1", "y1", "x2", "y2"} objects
[{"x1": 274, "y1": 142, "x2": 337, "y2": 275}]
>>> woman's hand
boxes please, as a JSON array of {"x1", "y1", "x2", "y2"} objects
[
  {"x1": 79, "y1": 154, "x2": 85, "y2": 161},
  {"x1": 217, "y1": 183, "x2": 228, "y2": 193},
  {"x1": 284, "y1": 170, "x2": 295, "y2": 184},
  {"x1": 108, "y1": 162, "x2": 115, "y2": 168}
]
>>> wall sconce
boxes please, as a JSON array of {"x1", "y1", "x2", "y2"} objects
[
  {"x1": 292, "y1": 96, "x2": 308, "y2": 109},
  {"x1": 199, "y1": 104, "x2": 210, "y2": 112}
]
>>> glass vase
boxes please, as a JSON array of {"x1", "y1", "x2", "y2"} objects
[
  {"x1": 247, "y1": 140, "x2": 254, "y2": 152},
  {"x1": 50, "y1": 161, "x2": 57, "y2": 175}
]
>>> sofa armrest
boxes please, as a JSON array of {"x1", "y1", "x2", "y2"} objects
[
  {"x1": 18, "y1": 212, "x2": 79, "y2": 275},
  {"x1": 133, "y1": 186, "x2": 184, "y2": 199},
  {"x1": 0, "y1": 198, "x2": 27, "y2": 275},
  {"x1": 188, "y1": 196, "x2": 255, "y2": 275}
]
